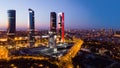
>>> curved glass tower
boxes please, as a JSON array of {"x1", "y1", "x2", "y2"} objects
[{"x1": 28, "y1": 8, "x2": 35, "y2": 47}]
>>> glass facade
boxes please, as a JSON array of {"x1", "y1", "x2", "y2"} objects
[
  {"x1": 28, "y1": 8, "x2": 35, "y2": 47},
  {"x1": 7, "y1": 10, "x2": 16, "y2": 35},
  {"x1": 50, "y1": 12, "x2": 56, "y2": 33},
  {"x1": 58, "y1": 12, "x2": 64, "y2": 42}
]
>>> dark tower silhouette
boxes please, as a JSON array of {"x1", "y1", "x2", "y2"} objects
[
  {"x1": 49, "y1": 12, "x2": 57, "y2": 50},
  {"x1": 50, "y1": 12, "x2": 57, "y2": 34},
  {"x1": 28, "y1": 8, "x2": 35, "y2": 47},
  {"x1": 7, "y1": 10, "x2": 16, "y2": 45}
]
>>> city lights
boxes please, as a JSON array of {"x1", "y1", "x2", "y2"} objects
[{"x1": 0, "y1": 0, "x2": 120, "y2": 67}]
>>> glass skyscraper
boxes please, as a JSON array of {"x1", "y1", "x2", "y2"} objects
[
  {"x1": 49, "y1": 12, "x2": 57, "y2": 48},
  {"x1": 50, "y1": 12, "x2": 57, "y2": 34},
  {"x1": 58, "y1": 12, "x2": 64, "y2": 42},
  {"x1": 28, "y1": 8, "x2": 35, "y2": 47},
  {"x1": 7, "y1": 10, "x2": 16, "y2": 45}
]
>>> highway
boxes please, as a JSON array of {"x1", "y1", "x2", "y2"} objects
[
  {"x1": 9, "y1": 56, "x2": 49, "y2": 61},
  {"x1": 58, "y1": 39, "x2": 83, "y2": 68}
]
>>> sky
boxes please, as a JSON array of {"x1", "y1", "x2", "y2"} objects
[{"x1": 0, "y1": 0, "x2": 120, "y2": 30}]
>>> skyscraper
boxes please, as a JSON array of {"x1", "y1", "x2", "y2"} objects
[
  {"x1": 50, "y1": 12, "x2": 57, "y2": 34},
  {"x1": 7, "y1": 10, "x2": 16, "y2": 45},
  {"x1": 28, "y1": 8, "x2": 35, "y2": 47},
  {"x1": 49, "y1": 12, "x2": 57, "y2": 48},
  {"x1": 58, "y1": 12, "x2": 64, "y2": 42}
]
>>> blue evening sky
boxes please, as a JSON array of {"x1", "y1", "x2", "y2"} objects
[{"x1": 0, "y1": 0, "x2": 120, "y2": 30}]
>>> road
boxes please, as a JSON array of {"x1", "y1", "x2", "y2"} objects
[
  {"x1": 0, "y1": 39, "x2": 83, "y2": 68},
  {"x1": 58, "y1": 39, "x2": 83, "y2": 68}
]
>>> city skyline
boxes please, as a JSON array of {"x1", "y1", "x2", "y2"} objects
[{"x1": 0, "y1": 0, "x2": 120, "y2": 30}]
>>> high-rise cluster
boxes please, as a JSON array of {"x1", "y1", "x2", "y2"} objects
[
  {"x1": 6, "y1": 9, "x2": 65, "y2": 47},
  {"x1": 7, "y1": 9, "x2": 35, "y2": 46},
  {"x1": 49, "y1": 12, "x2": 65, "y2": 49},
  {"x1": 49, "y1": 12, "x2": 65, "y2": 42}
]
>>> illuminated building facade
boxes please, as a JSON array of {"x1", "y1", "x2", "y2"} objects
[
  {"x1": 58, "y1": 12, "x2": 64, "y2": 42},
  {"x1": 28, "y1": 8, "x2": 35, "y2": 47},
  {"x1": 7, "y1": 10, "x2": 16, "y2": 45}
]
